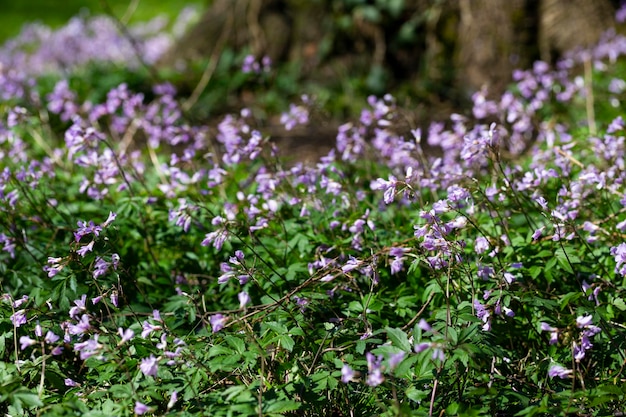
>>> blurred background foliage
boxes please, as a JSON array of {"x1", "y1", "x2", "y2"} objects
[{"x1": 0, "y1": 0, "x2": 200, "y2": 42}]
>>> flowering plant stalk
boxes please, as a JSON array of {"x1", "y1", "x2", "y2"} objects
[{"x1": 3, "y1": 7, "x2": 626, "y2": 417}]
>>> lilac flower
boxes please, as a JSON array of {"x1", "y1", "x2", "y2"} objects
[
  {"x1": 11, "y1": 295, "x2": 29, "y2": 308},
  {"x1": 365, "y1": 352, "x2": 385, "y2": 387},
  {"x1": 531, "y1": 226, "x2": 545, "y2": 241},
  {"x1": 118, "y1": 327, "x2": 134, "y2": 345},
  {"x1": 74, "y1": 220, "x2": 102, "y2": 242},
  {"x1": 140, "y1": 354, "x2": 158, "y2": 377},
  {"x1": 431, "y1": 346, "x2": 445, "y2": 361},
  {"x1": 201, "y1": 229, "x2": 229, "y2": 251},
  {"x1": 73, "y1": 335, "x2": 102, "y2": 360},
  {"x1": 44, "y1": 257, "x2": 65, "y2": 277},
  {"x1": 540, "y1": 322, "x2": 559, "y2": 345},
  {"x1": 280, "y1": 103, "x2": 309, "y2": 131},
  {"x1": 611, "y1": 243, "x2": 626, "y2": 276},
  {"x1": 102, "y1": 211, "x2": 117, "y2": 227},
  {"x1": 414, "y1": 342, "x2": 430, "y2": 353},
  {"x1": 576, "y1": 315, "x2": 593, "y2": 328},
  {"x1": 110, "y1": 291, "x2": 119, "y2": 307},
  {"x1": 141, "y1": 321, "x2": 162, "y2": 339},
  {"x1": 45, "y1": 331, "x2": 60, "y2": 344},
  {"x1": 10, "y1": 309, "x2": 27, "y2": 327},
  {"x1": 418, "y1": 319, "x2": 432, "y2": 332},
  {"x1": 76, "y1": 241, "x2": 94, "y2": 257},
  {"x1": 69, "y1": 295, "x2": 87, "y2": 319},
  {"x1": 548, "y1": 364, "x2": 572, "y2": 379},
  {"x1": 134, "y1": 401, "x2": 150, "y2": 415},
  {"x1": 238, "y1": 291, "x2": 251, "y2": 309},
  {"x1": 92, "y1": 257, "x2": 110, "y2": 278},
  {"x1": 371, "y1": 175, "x2": 397, "y2": 204},
  {"x1": 341, "y1": 256, "x2": 362, "y2": 273},
  {"x1": 341, "y1": 364, "x2": 356, "y2": 383},
  {"x1": 388, "y1": 351, "x2": 406, "y2": 370},
  {"x1": 167, "y1": 391, "x2": 178, "y2": 409},
  {"x1": 19, "y1": 336, "x2": 36, "y2": 350},
  {"x1": 210, "y1": 314, "x2": 228, "y2": 333},
  {"x1": 68, "y1": 314, "x2": 91, "y2": 335},
  {"x1": 474, "y1": 236, "x2": 490, "y2": 254},
  {"x1": 474, "y1": 299, "x2": 491, "y2": 331},
  {"x1": 64, "y1": 378, "x2": 79, "y2": 387}
]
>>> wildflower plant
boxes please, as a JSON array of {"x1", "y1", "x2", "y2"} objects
[{"x1": 3, "y1": 8, "x2": 626, "y2": 417}]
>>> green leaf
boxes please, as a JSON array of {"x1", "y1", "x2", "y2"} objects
[
  {"x1": 279, "y1": 335, "x2": 295, "y2": 352},
  {"x1": 614, "y1": 297, "x2": 626, "y2": 311},
  {"x1": 264, "y1": 400, "x2": 301, "y2": 413},
  {"x1": 385, "y1": 327, "x2": 411, "y2": 351}
]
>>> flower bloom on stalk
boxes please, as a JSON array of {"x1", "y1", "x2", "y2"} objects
[
  {"x1": 474, "y1": 299, "x2": 491, "y2": 331},
  {"x1": 572, "y1": 314, "x2": 602, "y2": 362},
  {"x1": 118, "y1": 327, "x2": 134, "y2": 345},
  {"x1": 167, "y1": 391, "x2": 178, "y2": 410},
  {"x1": 238, "y1": 291, "x2": 250, "y2": 309},
  {"x1": 141, "y1": 321, "x2": 162, "y2": 339},
  {"x1": 341, "y1": 364, "x2": 357, "y2": 383},
  {"x1": 210, "y1": 314, "x2": 228, "y2": 333},
  {"x1": 548, "y1": 364, "x2": 572, "y2": 379},
  {"x1": 140, "y1": 354, "x2": 158, "y2": 377},
  {"x1": 134, "y1": 401, "x2": 150, "y2": 415},
  {"x1": 388, "y1": 351, "x2": 406, "y2": 370},
  {"x1": 540, "y1": 322, "x2": 559, "y2": 345},
  {"x1": 10, "y1": 309, "x2": 27, "y2": 327},
  {"x1": 44, "y1": 256, "x2": 65, "y2": 277},
  {"x1": 64, "y1": 378, "x2": 79, "y2": 387},
  {"x1": 610, "y1": 243, "x2": 626, "y2": 276},
  {"x1": 74, "y1": 335, "x2": 102, "y2": 360},
  {"x1": 371, "y1": 175, "x2": 398, "y2": 204},
  {"x1": 19, "y1": 336, "x2": 36, "y2": 350},
  {"x1": 365, "y1": 352, "x2": 385, "y2": 387}
]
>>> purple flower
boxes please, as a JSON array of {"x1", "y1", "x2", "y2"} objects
[
  {"x1": 474, "y1": 236, "x2": 490, "y2": 254},
  {"x1": 73, "y1": 335, "x2": 102, "y2": 360},
  {"x1": 238, "y1": 291, "x2": 251, "y2": 309},
  {"x1": 167, "y1": 391, "x2": 178, "y2": 409},
  {"x1": 366, "y1": 368, "x2": 384, "y2": 387},
  {"x1": 548, "y1": 364, "x2": 572, "y2": 379},
  {"x1": 74, "y1": 220, "x2": 102, "y2": 243},
  {"x1": 388, "y1": 351, "x2": 406, "y2": 370},
  {"x1": 45, "y1": 331, "x2": 60, "y2": 344},
  {"x1": 102, "y1": 211, "x2": 117, "y2": 227},
  {"x1": 365, "y1": 352, "x2": 385, "y2": 386},
  {"x1": 540, "y1": 322, "x2": 559, "y2": 345},
  {"x1": 610, "y1": 243, "x2": 626, "y2": 276},
  {"x1": 69, "y1": 295, "x2": 87, "y2": 319},
  {"x1": 140, "y1": 354, "x2": 158, "y2": 377},
  {"x1": 418, "y1": 319, "x2": 432, "y2": 332},
  {"x1": 76, "y1": 241, "x2": 95, "y2": 257},
  {"x1": 576, "y1": 315, "x2": 593, "y2": 328},
  {"x1": 19, "y1": 336, "x2": 36, "y2": 350},
  {"x1": 210, "y1": 314, "x2": 228, "y2": 333},
  {"x1": 141, "y1": 321, "x2": 162, "y2": 339},
  {"x1": 68, "y1": 314, "x2": 91, "y2": 335},
  {"x1": 10, "y1": 309, "x2": 27, "y2": 327},
  {"x1": 64, "y1": 378, "x2": 79, "y2": 387},
  {"x1": 118, "y1": 327, "x2": 134, "y2": 345},
  {"x1": 134, "y1": 401, "x2": 150, "y2": 415},
  {"x1": 371, "y1": 176, "x2": 397, "y2": 204},
  {"x1": 341, "y1": 364, "x2": 356, "y2": 383},
  {"x1": 92, "y1": 257, "x2": 110, "y2": 278}
]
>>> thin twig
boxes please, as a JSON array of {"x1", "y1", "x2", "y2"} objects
[
  {"x1": 182, "y1": 8, "x2": 234, "y2": 112},
  {"x1": 584, "y1": 56, "x2": 596, "y2": 136}
]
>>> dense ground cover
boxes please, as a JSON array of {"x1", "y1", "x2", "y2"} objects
[{"x1": 4, "y1": 7, "x2": 626, "y2": 417}]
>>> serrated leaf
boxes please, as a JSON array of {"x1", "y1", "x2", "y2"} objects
[
  {"x1": 614, "y1": 297, "x2": 626, "y2": 311},
  {"x1": 385, "y1": 327, "x2": 411, "y2": 351}
]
